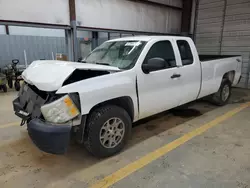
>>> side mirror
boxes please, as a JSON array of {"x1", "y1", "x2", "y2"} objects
[{"x1": 142, "y1": 58, "x2": 166, "y2": 74}]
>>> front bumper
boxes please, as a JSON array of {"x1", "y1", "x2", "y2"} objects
[
  {"x1": 13, "y1": 83, "x2": 73, "y2": 154},
  {"x1": 27, "y1": 119, "x2": 71, "y2": 154}
]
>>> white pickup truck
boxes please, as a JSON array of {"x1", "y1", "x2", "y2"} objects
[{"x1": 13, "y1": 36, "x2": 242, "y2": 157}]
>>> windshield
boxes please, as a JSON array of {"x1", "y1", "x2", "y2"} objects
[{"x1": 84, "y1": 40, "x2": 146, "y2": 69}]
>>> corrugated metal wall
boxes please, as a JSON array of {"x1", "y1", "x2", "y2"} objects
[
  {"x1": 222, "y1": 0, "x2": 250, "y2": 88},
  {"x1": 0, "y1": 0, "x2": 70, "y2": 25},
  {"x1": 76, "y1": 0, "x2": 182, "y2": 33},
  {"x1": 0, "y1": 35, "x2": 66, "y2": 67},
  {"x1": 195, "y1": 0, "x2": 250, "y2": 88}
]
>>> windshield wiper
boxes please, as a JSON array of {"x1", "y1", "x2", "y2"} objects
[
  {"x1": 83, "y1": 60, "x2": 112, "y2": 66},
  {"x1": 95, "y1": 62, "x2": 111, "y2": 66}
]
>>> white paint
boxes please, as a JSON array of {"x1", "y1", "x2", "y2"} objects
[
  {"x1": 75, "y1": 0, "x2": 181, "y2": 33},
  {"x1": 0, "y1": 0, "x2": 70, "y2": 25},
  {"x1": 22, "y1": 60, "x2": 120, "y2": 91},
  {"x1": 57, "y1": 70, "x2": 138, "y2": 119},
  {"x1": 172, "y1": 37, "x2": 201, "y2": 105},
  {"x1": 22, "y1": 36, "x2": 242, "y2": 122},
  {"x1": 198, "y1": 56, "x2": 242, "y2": 98}
]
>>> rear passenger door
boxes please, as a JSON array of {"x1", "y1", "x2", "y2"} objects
[{"x1": 175, "y1": 39, "x2": 201, "y2": 105}]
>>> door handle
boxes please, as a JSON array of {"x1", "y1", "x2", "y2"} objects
[{"x1": 171, "y1": 74, "x2": 181, "y2": 79}]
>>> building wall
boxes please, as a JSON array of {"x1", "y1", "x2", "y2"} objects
[
  {"x1": 0, "y1": 0, "x2": 183, "y2": 66},
  {"x1": 8, "y1": 27, "x2": 65, "y2": 37},
  {"x1": 0, "y1": 0, "x2": 70, "y2": 25},
  {"x1": 148, "y1": 0, "x2": 183, "y2": 7},
  {"x1": 195, "y1": 0, "x2": 250, "y2": 88},
  {"x1": 76, "y1": 0, "x2": 182, "y2": 33},
  {"x1": 0, "y1": 25, "x2": 5, "y2": 34},
  {"x1": 0, "y1": 35, "x2": 66, "y2": 67}
]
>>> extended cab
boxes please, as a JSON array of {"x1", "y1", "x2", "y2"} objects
[{"x1": 13, "y1": 36, "x2": 242, "y2": 157}]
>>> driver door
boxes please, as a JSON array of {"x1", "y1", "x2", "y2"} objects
[{"x1": 137, "y1": 40, "x2": 182, "y2": 119}]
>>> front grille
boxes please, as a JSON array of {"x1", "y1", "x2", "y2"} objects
[
  {"x1": 27, "y1": 84, "x2": 49, "y2": 100},
  {"x1": 18, "y1": 84, "x2": 47, "y2": 118}
]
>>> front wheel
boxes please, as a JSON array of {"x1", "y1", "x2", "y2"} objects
[
  {"x1": 210, "y1": 80, "x2": 232, "y2": 106},
  {"x1": 84, "y1": 105, "x2": 132, "y2": 158}
]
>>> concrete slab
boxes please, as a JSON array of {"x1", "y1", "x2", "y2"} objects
[
  {"x1": 0, "y1": 90, "x2": 20, "y2": 125},
  {"x1": 112, "y1": 107, "x2": 250, "y2": 188},
  {"x1": 0, "y1": 88, "x2": 250, "y2": 188}
]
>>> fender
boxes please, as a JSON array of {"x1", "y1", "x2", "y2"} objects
[{"x1": 56, "y1": 70, "x2": 138, "y2": 117}]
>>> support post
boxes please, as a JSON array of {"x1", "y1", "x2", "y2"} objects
[
  {"x1": 69, "y1": 0, "x2": 78, "y2": 61},
  {"x1": 72, "y1": 21, "x2": 78, "y2": 61},
  {"x1": 5, "y1": 25, "x2": 9, "y2": 35},
  {"x1": 219, "y1": 0, "x2": 227, "y2": 55},
  {"x1": 193, "y1": 0, "x2": 200, "y2": 43},
  {"x1": 24, "y1": 50, "x2": 28, "y2": 68},
  {"x1": 181, "y1": 0, "x2": 193, "y2": 36},
  {"x1": 92, "y1": 31, "x2": 98, "y2": 50},
  {"x1": 65, "y1": 29, "x2": 74, "y2": 61}
]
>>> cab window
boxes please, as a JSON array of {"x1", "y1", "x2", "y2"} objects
[
  {"x1": 143, "y1": 40, "x2": 176, "y2": 70},
  {"x1": 177, "y1": 40, "x2": 193, "y2": 66}
]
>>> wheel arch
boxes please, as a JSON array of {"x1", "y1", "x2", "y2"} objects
[
  {"x1": 88, "y1": 96, "x2": 135, "y2": 122},
  {"x1": 222, "y1": 70, "x2": 235, "y2": 84}
]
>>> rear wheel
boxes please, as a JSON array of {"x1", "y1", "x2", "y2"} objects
[
  {"x1": 84, "y1": 105, "x2": 132, "y2": 158},
  {"x1": 211, "y1": 80, "x2": 231, "y2": 106}
]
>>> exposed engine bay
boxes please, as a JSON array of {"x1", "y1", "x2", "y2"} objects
[
  {"x1": 63, "y1": 69, "x2": 110, "y2": 86},
  {"x1": 13, "y1": 65, "x2": 118, "y2": 127}
]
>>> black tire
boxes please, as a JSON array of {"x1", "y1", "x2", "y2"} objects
[
  {"x1": 2, "y1": 84, "x2": 7, "y2": 92},
  {"x1": 14, "y1": 81, "x2": 20, "y2": 91},
  {"x1": 210, "y1": 80, "x2": 232, "y2": 106},
  {"x1": 84, "y1": 105, "x2": 132, "y2": 158},
  {"x1": 8, "y1": 79, "x2": 13, "y2": 88}
]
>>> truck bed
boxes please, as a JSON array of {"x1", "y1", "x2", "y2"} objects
[
  {"x1": 198, "y1": 54, "x2": 242, "y2": 99},
  {"x1": 199, "y1": 55, "x2": 240, "y2": 62}
]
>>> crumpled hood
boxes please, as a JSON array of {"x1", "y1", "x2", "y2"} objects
[{"x1": 22, "y1": 60, "x2": 120, "y2": 91}]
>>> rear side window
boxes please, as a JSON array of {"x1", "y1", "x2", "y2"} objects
[
  {"x1": 177, "y1": 40, "x2": 193, "y2": 66},
  {"x1": 144, "y1": 41, "x2": 176, "y2": 69}
]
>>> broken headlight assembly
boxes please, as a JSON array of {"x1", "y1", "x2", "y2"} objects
[{"x1": 41, "y1": 95, "x2": 80, "y2": 124}]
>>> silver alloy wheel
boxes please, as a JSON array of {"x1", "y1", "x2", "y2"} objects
[
  {"x1": 221, "y1": 84, "x2": 230, "y2": 102},
  {"x1": 99, "y1": 117, "x2": 125, "y2": 149}
]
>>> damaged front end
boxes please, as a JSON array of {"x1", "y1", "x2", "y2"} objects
[
  {"x1": 13, "y1": 83, "x2": 82, "y2": 154},
  {"x1": 12, "y1": 60, "x2": 121, "y2": 154}
]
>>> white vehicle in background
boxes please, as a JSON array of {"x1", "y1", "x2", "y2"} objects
[{"x1": 13, "y1": 36, "x2": 242, "y2": 157}]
